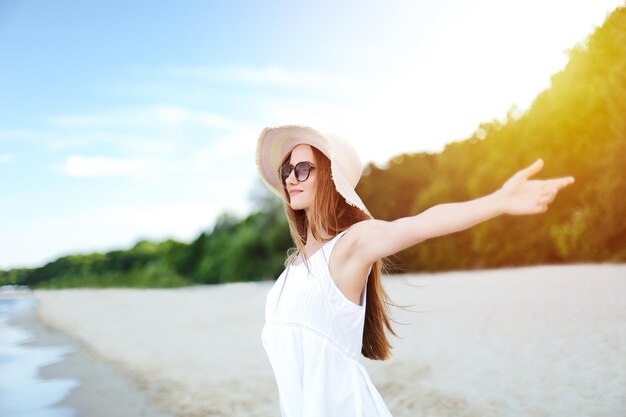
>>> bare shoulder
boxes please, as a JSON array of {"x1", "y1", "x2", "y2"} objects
[
  {"x1": 347, "y1": 218, "x2": 388, "y2": 236},
  {"x1": 333, "y1": 219, "x2": 388, "y2": 265},
  {"x1": 344, "y1": 219, "x2": 391, "y2": 246},
  {"x1": 339, "y1": 217, "x2": 419, "y2": 263}
]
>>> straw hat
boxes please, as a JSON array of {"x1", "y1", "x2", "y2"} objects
[{"x1": 256, "y1": 125, "x2": 372, "y2": 217}]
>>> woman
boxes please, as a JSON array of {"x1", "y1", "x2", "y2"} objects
[{"x1": 256, "y1": 125, "x2": 574, "y2": 417}]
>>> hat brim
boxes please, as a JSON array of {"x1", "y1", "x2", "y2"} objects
[{"x1": 256, "y1": 125, "x2": 371, "y2": 218}]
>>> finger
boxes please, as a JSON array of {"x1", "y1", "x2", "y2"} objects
[
  {"x1": 549, "y1": 176, "x2": 575, "y2": 190},
  {"x1": 520, "y1": 159, "x2": 544, "y2": 180}
]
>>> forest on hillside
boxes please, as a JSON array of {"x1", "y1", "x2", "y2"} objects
[{"x1": 2, "y1": 6, "x2": 625, "y2": 288}]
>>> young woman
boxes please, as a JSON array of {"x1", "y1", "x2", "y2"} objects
[{"x1": 256, "y1": 125, "x2": 575, "y2": 417}]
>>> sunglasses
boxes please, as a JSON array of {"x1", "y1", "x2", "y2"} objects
[{"x1": 279, "y1": 161, "x2": 316, "y2": 183}]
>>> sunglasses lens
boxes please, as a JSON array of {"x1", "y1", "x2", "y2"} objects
[
  {"x1": 280, "y1": 162, "x2": 314, "y2": 183},
  {"x1": 295, "y1": 162, "x2": 310, "y2": 181},
  {"x1": 280, "y1": 164, "x2": 292, "y2": 182}
]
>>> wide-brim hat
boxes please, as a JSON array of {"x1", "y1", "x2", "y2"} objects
[{"x1": 256, "y1": 125, "x2": 372, "y2": 217}]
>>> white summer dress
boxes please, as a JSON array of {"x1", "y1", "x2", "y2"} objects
[{"x1": 261, "y1": 230, "x2": 394, "y2": 417}]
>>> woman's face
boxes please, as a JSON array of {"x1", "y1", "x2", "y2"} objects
[{"x1": 284, "y1": 144, "x2": 317, "y2": 211}]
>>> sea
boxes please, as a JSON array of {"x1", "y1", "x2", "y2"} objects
[{"x1": 0, "y1": 287, "x2": 78, "y2": 417}]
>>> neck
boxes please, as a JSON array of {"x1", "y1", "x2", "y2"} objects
[
  {"x1": 304, "y1": 223, "x2": 332, "y2": 249},
  {"x1": 303, "y1": 208, "x2": 332, "y2": 249},
  {"x1": 305, "y1": 229, "x2": 319, "y2": 246}
]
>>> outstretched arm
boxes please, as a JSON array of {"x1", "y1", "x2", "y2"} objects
[{"x1": 352, "y1": 159, "x2": 575, "y2": 263}]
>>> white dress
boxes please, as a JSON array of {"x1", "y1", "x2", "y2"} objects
[{"x1": 261, "y1": 230, "x2": 394, "y2": 417}]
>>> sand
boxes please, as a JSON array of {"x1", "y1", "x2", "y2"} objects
[
  {"x1": 28, "y1": 264, "x2": 626, "y2": 417},
  {"x1": 8, "y1": 298, "x2": 175, "y2": 417}
]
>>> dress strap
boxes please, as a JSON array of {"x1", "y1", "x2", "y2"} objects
[{"x1": 319, "y1": 230, "x2": 348, "y2": 265}]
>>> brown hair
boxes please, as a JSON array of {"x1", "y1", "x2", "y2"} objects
[{"x1": 280, "y1": 145, "x2": 397, "y2": 360}]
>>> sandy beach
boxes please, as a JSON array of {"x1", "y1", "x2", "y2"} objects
[
  {"x1": 23, "y1": 264, "x2": 626, "y2": 417},
  {"x1": 7, "y1": 297, "x2": 175, "y2": 417}
]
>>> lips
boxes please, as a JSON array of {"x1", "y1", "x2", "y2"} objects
[{"x1": 289, "y1": 190, "x2": 303, "y2": 196}]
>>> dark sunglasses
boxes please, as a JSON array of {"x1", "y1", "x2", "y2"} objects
[{"x1": 279, "y1": 161, "x2": 316, "y2": 183}]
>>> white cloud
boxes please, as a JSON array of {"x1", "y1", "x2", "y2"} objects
[
  {"x1": 0, "y1": 129, "x2": 186, "y2": 161},
  {"x1": 187, "y1": 126, "x2": 260, "y2": 172},
  {"x1": 150, "y1": 106, "x2": 233, "y2": 128},
  {"x1": 47, "y1": 105, "x2": 234, "y2": 129},
  {"x1": 56, "y1": 125, "x2": 260, "y2": 180},
  {"x1": 61, "y1": 155, "x2": 158, "y2": 178},
  {"x1": 46, "y1": 131, "x2": 181, "y2": 154},
  {"x1": 163, "y1": 65, "x2": 364, "y2": 95},
  {"x1": 229, "y1": 66, "x2": 324, "y2": 87}
]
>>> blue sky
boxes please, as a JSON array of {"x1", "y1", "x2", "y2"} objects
[{"x1": 0, "y1": 0, "x2": 623, "y2": 269}]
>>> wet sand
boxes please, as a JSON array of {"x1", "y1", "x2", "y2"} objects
[{"x1": 26, "y1": 264, "x2": 626, "y2": 417}]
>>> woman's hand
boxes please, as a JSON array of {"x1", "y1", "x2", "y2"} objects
[{"x1": 495, "y1": 159, "x2": 575, "y2": 215}]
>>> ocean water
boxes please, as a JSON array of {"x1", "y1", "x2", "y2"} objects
[{"x1": 0, "y1": 294, "x2": 79, "y2": 417}]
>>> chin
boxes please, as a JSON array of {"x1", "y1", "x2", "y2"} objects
[
  {"x1": 289, "y1": 202, "x2": 306, "y2": 211},
  {"x1": 289, "y1": 198, "x2": 311, "y2": 211}
]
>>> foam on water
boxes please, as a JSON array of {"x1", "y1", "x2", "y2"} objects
[{"x1": 0, "y1": 296, "x2": 79, "y2": 417}]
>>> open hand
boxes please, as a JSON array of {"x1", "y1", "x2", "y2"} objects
[{"x1": 496, "y1": 159, "x2": 575, "y2": 215}]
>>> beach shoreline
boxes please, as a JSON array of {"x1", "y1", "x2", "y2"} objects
[
  {"x1": 14, "y1": 264, "x2": 626, "y2": 417},
  {"x1": 8, "y1": 297, "x2": 175, "y2": 417}
]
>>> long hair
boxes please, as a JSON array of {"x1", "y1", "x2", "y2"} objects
[{"x1": 281, "y1": 146, "x2": 397, "y2": 360}]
